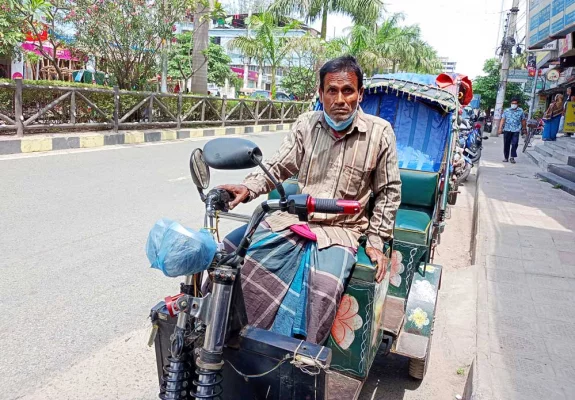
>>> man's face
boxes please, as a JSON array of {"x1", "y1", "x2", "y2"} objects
[
  {"x1": 319, "y1": 71, "x2": 364, "y2": 122},
  {"x1": 511, "y1": 101, "x2": 518, "y2": 108}
]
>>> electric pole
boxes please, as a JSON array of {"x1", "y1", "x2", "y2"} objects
[{"x1": 492, "y1": 0, "x2": 520, "y2": 136}]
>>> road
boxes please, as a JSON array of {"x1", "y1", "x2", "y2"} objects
[{"x1": 0, "y1": 131, "x2": 476, "y2": 399}]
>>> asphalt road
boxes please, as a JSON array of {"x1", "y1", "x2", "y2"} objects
[{"x1": 0, "y1": 131, "x2": 476, "y2": 399}]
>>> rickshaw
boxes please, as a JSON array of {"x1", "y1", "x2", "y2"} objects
[{"x1": 148, "y1": 73, "x2": 465, "y2": 399}]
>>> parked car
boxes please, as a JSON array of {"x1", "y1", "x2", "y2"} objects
[{"x1": 249, "y1": 90, "x2": 292, "y2": 101}]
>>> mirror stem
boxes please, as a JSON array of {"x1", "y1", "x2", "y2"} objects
[{"x1": 252, "y1": 156, "x2": 288, "y2": 210}]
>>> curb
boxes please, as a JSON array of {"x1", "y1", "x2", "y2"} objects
[
  {"x1": 0, "y1": 123, "x2": 293, "y2": 156},
  {"x1": 464, "y1": 161, "x2": 491, "y2": 400}
]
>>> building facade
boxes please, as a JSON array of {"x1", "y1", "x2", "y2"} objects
[{"x1": 439, "y1": 57, "x2": 457, "y2": 74}]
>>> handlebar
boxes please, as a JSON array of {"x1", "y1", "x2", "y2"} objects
[{"x1": 205, "y1": 191, "x2": 362, "y2": 268}]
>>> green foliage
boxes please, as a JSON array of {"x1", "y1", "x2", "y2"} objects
[
  {"x1": 473, "y1": 58, "x2": 527, "y2": 110},
  {"x1": 206, "y1": 41, "x2": 237, "y2": 89},
  {"x1": 327, "y1": 15, "x2": 442, "y2": 76},
  {"x1": 168, "y1": 33, "x2": 241, "y2": 90},
  {"x1": 0, "y1": 1, "x2": 24, "y2": 57},
  {"x1": 281, "y1": 67, "x2": 317, "y2": 100},
  {"x1": 269, "y1": 0, "x2": 384, "y2": 39},
  {"x1": 228, "y1": 12, "x2": 300, "y2": 97},
  {"x1": 68, "y1": 0, "x2": 192, "y2": 90}
]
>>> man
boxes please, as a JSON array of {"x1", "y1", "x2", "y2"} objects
[
  {"x1": 498, "y1": 97, "x2": 527, "y2": 163},
  {"x1": 220, "y1": 56, "x2": 401, "y2": 345}
]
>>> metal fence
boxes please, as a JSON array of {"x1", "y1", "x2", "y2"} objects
[{"x1": 0, "y1": 80, "x2": 310, "y2": 136}]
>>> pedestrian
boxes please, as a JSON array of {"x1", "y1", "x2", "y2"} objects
[
  {"x1": 498, "y1": 97, "x2": 527, "y2": 164},
  {"x1": 562, "y1": 87, "x2": 575, "y2": 137},
  {"x1": 542, "y1": 93, "x2": 564, "y2": 141}
]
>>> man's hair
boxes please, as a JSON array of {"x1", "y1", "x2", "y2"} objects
[
  {"x1": 319, "y1": 56, "x2": 363, "y2": 90},
  {"x1": 510, "y1": 97, "x2": 520, "y2": 103}
]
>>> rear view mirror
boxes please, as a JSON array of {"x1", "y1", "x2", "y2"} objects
[
  {"x1": 203, "y1": 138, "x2": 262, "y2": 170},
  {"x1": 189, "y1": 148, "x2": 210, "y2": 189}
]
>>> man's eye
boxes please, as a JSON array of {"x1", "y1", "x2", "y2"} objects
[{"x1": 328, "y1": 88, "x2": 337, "y2": 94}]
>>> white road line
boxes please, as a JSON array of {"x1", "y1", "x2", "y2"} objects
[
  {"x1": 168, "y1": 176, "x2": 188, "y2": 182},
  {"x1": 0, "y1": 130, "x2": 288, "y2": 162}
]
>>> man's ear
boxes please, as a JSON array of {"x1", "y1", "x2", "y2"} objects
[
  {"x1": 318, "y1": 89, "x2": 324, "y2": 104},
  {"x1": 358, "y1": 86, "x2": 364, "y2": 104}
]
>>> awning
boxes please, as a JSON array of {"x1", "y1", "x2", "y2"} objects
[{"x1": 21, "y1": 42, "x2": 82, "y2": 61}]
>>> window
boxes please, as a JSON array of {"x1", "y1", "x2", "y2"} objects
[{"x1": 212, "y1": 37, "x2": 221, "y2": 45}]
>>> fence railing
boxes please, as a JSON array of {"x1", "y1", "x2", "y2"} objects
[{"x1": 0, "y1": 80, "x2": 311, "y2": 136}]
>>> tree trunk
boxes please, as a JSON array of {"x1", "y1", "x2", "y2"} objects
[
  {"x1": 190, "y1": 2, "x2": 211, "y2": 95},
  {"x1": 320, "y1": 3, "x2": 328, "y2": 40},
  {"x1": 258, "y1": 63, "x2": 263, "y2": 89},
  {"x1": 160, "y1": 44, "x2": 168, "y2": 93},
  {"x1": 271, "y1": 65, "x2": 276, "y2": 98}
]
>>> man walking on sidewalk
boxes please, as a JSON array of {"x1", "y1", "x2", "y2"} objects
[{"x1": 498, "y1": 97, "x2": 527, "y2": 163}]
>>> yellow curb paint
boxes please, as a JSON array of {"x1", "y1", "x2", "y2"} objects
[
  {"x1": 80, "y1": 135, "x2": 104, "y2": 148},
  {"x1": 215, "y1": 127, "x2": 226, "y2": 136},
  {"x1": 236, "y1": 126, "x2": 245, "y2": 135},
  {"x1": 253, "y1": 125, "x2": 263, "y2": 133},
  {"x1": 124, "y1": 131, "x2": 145, "y2": 144},
  {"x1": 268, "y1": 125, "x2": 277, "y2": 132},
  {"x1": 189, "y1": 129, "x2": 204, "y2": 138},
  {"x1": 21, "y1": 138, "x2": 52, "y2": 153},
  {"x1": 161, "y1": 130, "x2": 177, "y2": 141}
]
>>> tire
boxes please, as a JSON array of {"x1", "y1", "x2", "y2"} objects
[
  {"x1": 408, "y1": 316, "x2": 435, "y2": 380},
  {"x1": 447, "y1": 190, "x2": 458, "y2": 205},
  {"x1": 523, "y1": 128, "x2": 535, "y2": 153}
]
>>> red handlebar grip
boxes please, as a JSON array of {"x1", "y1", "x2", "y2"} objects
[
  {"x1": 336, "y1": 200, "x2": 361, "y2": 214},
  {"x1": 306, "y1": 197, "x2": 361, "y2": 215}
]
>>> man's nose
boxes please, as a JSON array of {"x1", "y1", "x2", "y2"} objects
[{"x1": 334, "y1": 91, "x2": 345, "y2": 104}]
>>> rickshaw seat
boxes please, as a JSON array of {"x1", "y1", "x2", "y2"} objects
[{"x1": 395, "y1": 169, "x2": 438, "y2": 246}]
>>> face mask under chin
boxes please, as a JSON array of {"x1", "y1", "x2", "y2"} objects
[{"x1": 323, "y1": 108, "x2": 358, "y2": 132}]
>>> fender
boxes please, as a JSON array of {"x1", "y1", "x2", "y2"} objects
[{"x1": 392, "y1": 263, "x2": 442, "y2": 360}]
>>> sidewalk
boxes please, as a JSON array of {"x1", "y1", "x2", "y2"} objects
[{"x1": 473, "y1": 137, "x2": 575, "y2": 399}]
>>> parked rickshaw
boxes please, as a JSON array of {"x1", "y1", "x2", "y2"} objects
[{"x1": 148, "y1": 73, "x2": 465, "y2": 399}]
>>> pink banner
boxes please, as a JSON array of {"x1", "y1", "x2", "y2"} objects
[
  {"x1": 231, "y1": 66, "x2": 258, "y2": 81},
  {"x1": 21, "y1": 42, "x2": 81, "y2": 61}
]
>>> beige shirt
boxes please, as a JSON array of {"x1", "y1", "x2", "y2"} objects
[{"x1": 242, "y1": 109, "x2": 402, "y2": 250}]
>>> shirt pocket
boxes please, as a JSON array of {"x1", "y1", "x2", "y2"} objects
[{"x1": 340, "y1": 164, "x2": 366, "y2": 199}]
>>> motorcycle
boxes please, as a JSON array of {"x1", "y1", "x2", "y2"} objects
[{"x1": 459, "y1": 122, "x2": 488, "y2": 165}]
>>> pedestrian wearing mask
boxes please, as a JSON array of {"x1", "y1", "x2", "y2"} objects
[{"x1": 498, "y1": 97, "x2": 527, "y2": 164}]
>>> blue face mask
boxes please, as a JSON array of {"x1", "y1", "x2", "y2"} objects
[{"x1": 324, "y1": 108, "x2": 358, "y2": 132}]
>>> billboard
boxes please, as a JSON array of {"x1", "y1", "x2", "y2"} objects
[{"x1": 529, "y1": 0, "x2": 575, "y2": 49}]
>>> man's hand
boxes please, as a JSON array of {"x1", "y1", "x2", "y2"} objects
[
  {"x1": 498, "y1": 129, "x2": 503, "y2": 136},
  {"x1": 218, "y1": 184, "x2": 250, "y2": 209},
  {"x1": 365, "y1": 247, "x2": 388, "y2": 283}
]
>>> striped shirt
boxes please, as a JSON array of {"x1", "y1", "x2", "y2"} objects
[{"x1": 242, "y1": 109, "x2": 402, "y2": 250}]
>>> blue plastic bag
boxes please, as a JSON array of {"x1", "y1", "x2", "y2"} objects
[{"x1": 146, "y1": 219, "x2": 217, "y2": 277}]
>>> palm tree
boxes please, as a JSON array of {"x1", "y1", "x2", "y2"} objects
[
  {"x1": 268, "y1": 0, "x2": 383, "y2": 39},
  {"x1": 338, "y1": 14, "x2": 442, "y2": 76},
  {"x1": 227, "y1": 13, "x2": 299, "y2": 97},
  {"x1": 190, "y1": 0, "x2": 226, "y2": 94}
]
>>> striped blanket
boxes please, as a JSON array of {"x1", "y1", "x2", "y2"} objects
[{"x1": 224, "y1": 222, "x2": 356, "y2": 344}]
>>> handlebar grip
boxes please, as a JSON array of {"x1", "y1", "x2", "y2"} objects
[{"x1": 308, "y1": 198, "x2": 361, "y2": 215}]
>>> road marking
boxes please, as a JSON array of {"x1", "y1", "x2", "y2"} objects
[
  {"x1": 0, "y1": 130, "x2": 288, "y2": 162},
  {"x1": 168, "y1": 176, "x2": 188, "y2": 182}
]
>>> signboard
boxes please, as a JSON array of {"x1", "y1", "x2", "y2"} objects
[
  {"x1": 547, "y1": 68, "x2": 561, "y2": 80},
  {"x1": 508, "y1": 69, "x2": 530, "y2": 82},
  {"x1": 529, "y1": 0, "x2": 575, "y2": 49},
  {"x1": 524, "y1": 77, "x2": 545, "y2": 93},
  {"x1": 564, "y1": 101, "x2": 575, "y2": 133}
]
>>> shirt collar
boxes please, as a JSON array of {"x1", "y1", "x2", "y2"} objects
[{"x1": 319, "y1": 107, "x2": 368, "y2": 139}]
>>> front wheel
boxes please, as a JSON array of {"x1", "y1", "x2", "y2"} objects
[{"x1": 523, "y1": 128, "x2": 535, "y2": 153}]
